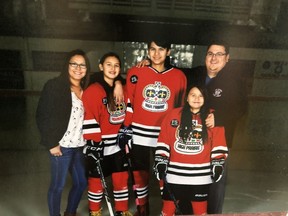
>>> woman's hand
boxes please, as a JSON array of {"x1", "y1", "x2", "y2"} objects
[{"x1": 50, "y1": 145, "x2": 62, "y2": 156}]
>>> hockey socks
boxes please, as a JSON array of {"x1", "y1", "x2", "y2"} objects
[
  {"x1": 112, "y1": 171, "x2": 130, "y2": 211},
  {"x1": 132, "y1": 170, "x2": 149, "y2": 205},
  {"x1": 88, "y1": 177, "x2": 103, "y2": 211},
  {"x1": 191, "y1": 200, "x2": 207, "y2": 215}
]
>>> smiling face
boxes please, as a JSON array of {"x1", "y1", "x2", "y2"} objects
[
  {"x1": 148, "y1": 41, "x2": 170, "y2": 71},
  {"x1": 99, "y1": 56, "x2": 121, "y2": 86},
  {"x1": 187, "y1": 87, "x2": 204, "y2": 113},
  {"x1": 205, "y1": 44, "x2": 230, "y2": 78},
  {"x1": 68, "y1": 55, "x2": 87, "y2": 83}
]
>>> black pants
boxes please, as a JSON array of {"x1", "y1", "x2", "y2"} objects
[
  {"x1": 207, "y1": 162, "x2": 228, "y2": 214},
  {"x1": 178, "y1": 161, "x2": 228, "y2": 214}
]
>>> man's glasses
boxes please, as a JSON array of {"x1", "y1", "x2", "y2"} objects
[
  {"x1": 69, "y1": 62, "x2": 87, "y2": 69},
  {"x1": 206, "y1": 52, "x2": 227, "y2": 58}
]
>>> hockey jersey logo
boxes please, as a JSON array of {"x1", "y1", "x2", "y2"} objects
[
  {"x1": 107, "y1": 101, "x2": 126, "y2": 124},
  {"x1": 130, "y1": 75, "x2": 138, "y2": 84},
  {"x1": 174, "y1": 120, "x2": 204, "y2": 155},
  {"x1": 142, "y1": 81, "x2": 171, "y2": 112},
  {"x1": 171, "y1": 119, "x2": 179, "y2": 127},
  {"x1": 213, "y1": 88, "x2": 222, "y2": 97}
]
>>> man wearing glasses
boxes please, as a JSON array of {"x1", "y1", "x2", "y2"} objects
[{"x1": 183, "y1": 40, "x2": 248, "y2": 214}]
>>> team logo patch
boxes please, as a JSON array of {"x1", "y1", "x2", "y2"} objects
[
  {"x1": 142, "y1": 81, "x2": 171, "y2": 112},
  {"x1": 174, "y1": 123, "x2": 204, "y2": 155},
  {"x1": 130, "y1": 75, "x2": 138, "y2": 84},
  {"x1": 102, "y1": 97, "x2": 107, "y2": 105},
  {"x1": 171, "y1": 119, "x2": 179, "y2": 127},
  {"x1": 107, "y1": 101, "x2": 126, "y2": 124},
  {"x1": 213, "y1": 88, "x2": 222, "y2": 97}
]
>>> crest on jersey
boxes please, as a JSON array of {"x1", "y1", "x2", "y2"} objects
[
  {"x1": 174, "y1": 120, "x2": 204, "y2": 155},
  {"x1": 213, "y1": 88, "x2": 222, "y2": 97},
  {"x1": 107, "y1": 101, "x2": 126, "y2": 124},
  {"x1": 142, "y1": 81, "x2": 170, "y2": 112}
]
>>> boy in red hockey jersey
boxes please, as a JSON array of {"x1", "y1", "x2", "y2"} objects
[
  {"x1": 82, "y1": 52, "x2": 132, "y2": 216},
  {"x1": 120, "y1": 39, "x2": 187, "y2": 215},
  {"x1": 153, "y1": 85, "x2": 228, "y2": 215}
]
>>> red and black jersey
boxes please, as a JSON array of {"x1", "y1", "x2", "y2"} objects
[
  {"x1": 125, "y1": 66, "x2": 187, "y2": 148},
  {"x1": 82, "y1": 83, "x2": 126, "y2": 156},
  {"x1": 155, "y1": 107, "x2": 228, "y2": 185}
]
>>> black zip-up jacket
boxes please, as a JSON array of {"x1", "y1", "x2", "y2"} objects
[
  {"x1": 185, "y1": 64, "x2": 248, "y2": 148},
  {"x1": 36, "y1": 75, "x2": 72, "y2": 150}
]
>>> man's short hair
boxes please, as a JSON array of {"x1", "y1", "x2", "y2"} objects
[{"x1": 207, "y1": 39, "x2": 230, "y2": 54}]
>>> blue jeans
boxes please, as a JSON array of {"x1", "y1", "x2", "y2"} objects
[{"x1": 48, "y1": 146, "x2": 87, "y2": 216}]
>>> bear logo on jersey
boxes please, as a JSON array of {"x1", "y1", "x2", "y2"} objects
[
  {"x1": 142, "y1": 81, "x2": 171, "y2": 112},
  {"x1": 107, "y1": 101, "x2": 126, "y2": 124}
]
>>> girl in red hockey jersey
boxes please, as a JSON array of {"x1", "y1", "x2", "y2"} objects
[
  {"x1": 153, "y1": 85, "x2": 228, "y2": 215},
  {"x1": 82, "y1": 52, "x2": 132, "y2": 216}
]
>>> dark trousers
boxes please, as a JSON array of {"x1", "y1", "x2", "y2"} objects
[
  {"x1": 178, "y1": 160, "x2": 228, "y2": 214},
  {"x1": 207, "y1": 161, "x2": 228, "y2": 214}
]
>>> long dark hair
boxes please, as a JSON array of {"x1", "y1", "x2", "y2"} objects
[
  {"x1": 179, "y1": 85, "x2": 209, "y2": 143},
  {"x1": 98, "y1": 52, "x2": 122, "y2": 111},
  {"x1": 61, "y1": 49, "x2": 91, "y2": 90}
]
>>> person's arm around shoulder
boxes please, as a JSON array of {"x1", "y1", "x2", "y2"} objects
[
  {"x1": 114, "y1": 80, "x2": 124, "y2": 103},
  {"x1": 135, "y1": 58, "x2": 151, "y2": 68},
  {"x1": 206, "y1": 113, "x2": 215, "y2": 128}
]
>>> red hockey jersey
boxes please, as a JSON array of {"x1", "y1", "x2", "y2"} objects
[
  {"x1": 125, "y1": 66, "x2": 187, "y2": 148},
  {"x1": 155, "y1": 107, "x2": 228, "y2": 185},
  {"x1": 82, "y1": 83, "x2": 126, "y2": 156}
]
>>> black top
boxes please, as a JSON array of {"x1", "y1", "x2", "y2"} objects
[{"x1": 36, "y1": 75, "x2": 72, "y2": 149}]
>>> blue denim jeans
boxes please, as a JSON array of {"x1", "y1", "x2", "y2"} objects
[{"x1": 48, "y1": 146, "x2": 87, "y2": 216}]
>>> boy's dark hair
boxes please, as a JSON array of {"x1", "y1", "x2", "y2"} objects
[
  {"x1": 207, "y1": 39, "x2": 230, "y2": 54},
  {"x1": 147, "y1": 39, "x2": 171, "y2": 50}
]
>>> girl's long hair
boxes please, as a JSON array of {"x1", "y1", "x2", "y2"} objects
[
  {"x1": 98, "y1": 52, "x2": 122, "y2": 111},
  {"x1": 61, "y1": 49, "x2": 91, "y2": 90},
  {"x1": 179, "y1": 85, "x2": 209, "y2": 143}
]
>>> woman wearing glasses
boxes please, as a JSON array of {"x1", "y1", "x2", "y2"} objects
[{"x1": 36, "y1": 49, "x2": 90, "y2": 216}]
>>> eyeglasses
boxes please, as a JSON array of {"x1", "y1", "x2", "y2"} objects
[
  {"x1": 206, "y1": 52, "x2": 227, "y2": 58},
  {"x1": 69, "y1": 62, "x2": 87, "y2": 69}
]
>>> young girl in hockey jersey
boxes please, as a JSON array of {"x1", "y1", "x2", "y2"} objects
[
  {"x1": 82, "y1": 52, "x2": 132, "y2": 216},
  {"x1": 153, "y1": 85, "x2": 228, "y2": 215}
]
